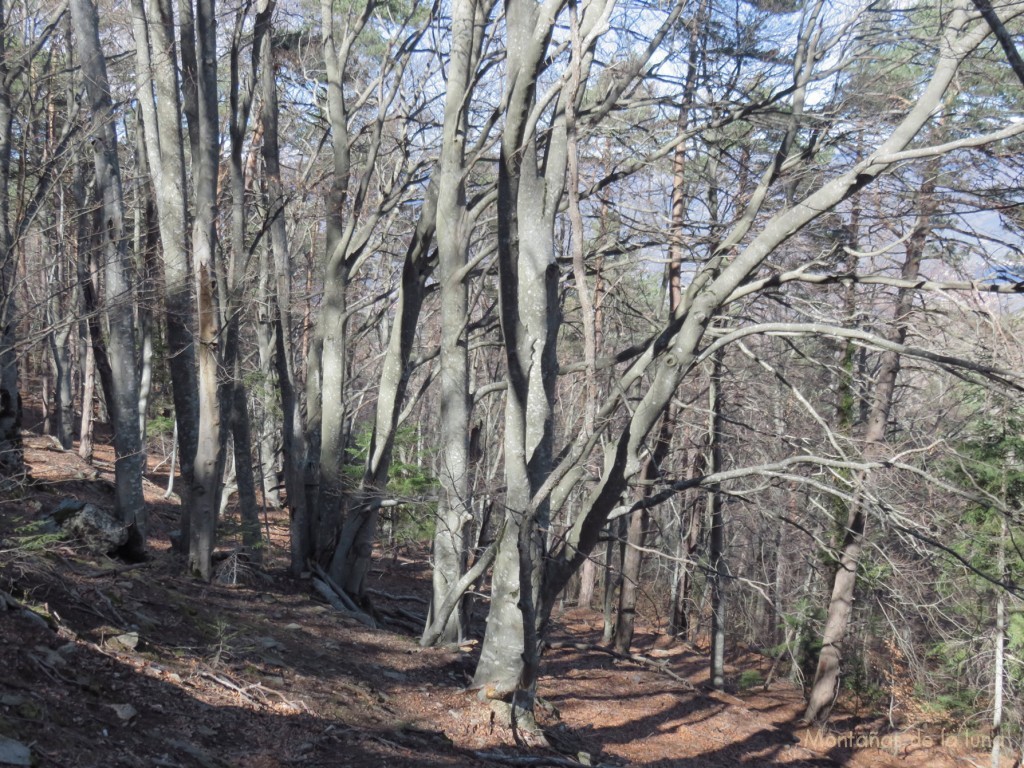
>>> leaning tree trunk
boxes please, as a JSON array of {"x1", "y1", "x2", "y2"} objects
[
  {"x1": 707, "y1": 348, "x2": 726, "y2": 690},
  {"x1": 536, "y1": 0, "x2": 979, "y2": 717},
  {"x1": 72, "y1": 0, "x2": 146, "y2": 556},
  {"x1": 802, "y1": 159, "x2": 939, "y2": 725}
]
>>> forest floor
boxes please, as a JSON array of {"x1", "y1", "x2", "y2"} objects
[{"x1": 0, "y1": 428, "x2": 1009, "y2": 767}]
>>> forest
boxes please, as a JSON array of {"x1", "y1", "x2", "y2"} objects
[{"x1": 1, "y1": 0, "x2": 1024, "y2": 764}]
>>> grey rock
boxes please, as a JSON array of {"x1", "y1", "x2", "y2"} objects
[
  {"x1": 54, "y1": 503, "x2": 128, "y2": 554},
  {"x1": 108, "y1": 632, "x2": 140, "y2": 651},
  {"x1": 107, "y1": 703, "x2": 138, "y2": 722},
  {"x1": 0, "y1": 736, "x2": 30, "y2": 766}
]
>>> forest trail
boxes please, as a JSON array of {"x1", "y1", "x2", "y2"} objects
[{"x1": 0, "y1": 434, "x2": 1000, "y2": 767}]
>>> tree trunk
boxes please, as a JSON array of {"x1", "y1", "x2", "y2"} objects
[
  {"x1": 254, "y1": 0, "x2": 311, "y2": 575},
  {"x1": 668, "y1": 448, "x2": 704, "y2": 641},
  {"x1": 130, "y1": 0, "x2": 200, "y2": 551},
  {"x1": 708, "y1": 350, "x2": 726, "y2": 690},
  {"x1": 77, "y1": 322, "x2": 95, "y2": 461},
  {"x1": 314, "y1": 0, "x2": 360, "y2": 562},
  {"x1": 221, "y1": 0, "x2": 270, "y2": 562},
  {"x1": 802, "y1": 158, "x2": 939, "y2": 724},
  {"x1": 992, "y1": 514, "x2": 1006, "y2": 768},
  {"x1": 72, "y1": 0, "x2": 146, "y2": 556},
  {"x1": 255, "y1": 246, "x2": 281, "y2": 510},
  {"x1": 179, "y1": 0, "x2": 224, "y2": 580},
  {"x1": 423, "y1": 0, "x2": 493, "y2": 646},
  {"x1": 0, "y1": 1, "x2": 21, "y2": 481}
]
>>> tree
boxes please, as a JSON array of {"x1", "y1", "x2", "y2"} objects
[
  {"x1": 0, "y1": 0, "x2": 68, "y2": 484},
  {"x1": 72, "y1": 0, "x2": 146, "y2": 557},
  {"x1": 130, "y1": 0, "x2": 200, "y2": 552},
  {"x1": 472, "y1": 0, "x2": 1022, "y2": 725}
]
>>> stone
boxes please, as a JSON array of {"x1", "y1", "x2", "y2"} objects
[
  {"x1": 108, "y1": 632, "x2": 140, "y2": 651},
  {"x1": 53, "y1": 502, "x2": 129, "y2": 555},
  {"x1": 0, "y1": 736, "x2": 30, "y2": 766},
  {"x1": 107, "y1": 704, "x2": 138, "y2": 722}
]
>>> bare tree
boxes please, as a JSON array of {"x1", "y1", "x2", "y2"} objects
[{"x1": 71, "y1": 0, "x2": 146, "y2": 556}]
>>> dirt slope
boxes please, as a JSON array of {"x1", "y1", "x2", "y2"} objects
[{"x1": 0, "y1": 435, "x2": 1002, "y2": 767}]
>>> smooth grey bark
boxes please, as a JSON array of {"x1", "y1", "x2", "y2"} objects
[
  {"x1": 472, "y1": 0, "x2": 570, "y2": 713},
  {"x1": 328, "y1": 178, "x2": 439, "y2": 593},
  {"x1": 185, "y1": 0, "x2": 223, "y2": 580},
  {"x1": 473, "y1": 0, "x2": 681, "y2": 717},
  {"x1": 423, "y1": 0, "x2": 494, "y2": 647},
  {"x1": 602, "y1": 525, "x2": 620, "y2": 644},
  {"x1": 134, "y1": 147, "x2": 158, "y2": 447},
  {"x1": 319, "y1": 1, "x2": 434, "y2": 593},
  {"x1": 474, "y1": 0, "x2": 621, "y2": 717},
  {"x1": 43, "y1": 218, "x2": 75, "y2": 450},
  {"x1": 223, "y1": 0, "x2": 271, "y2": 559},
  {"x1": 314, "y1": 0, "x2": 369, "y2": 560},
  {"x1": 72, "y1": 0, "x2": 146, "y2": 556},
  {"x1": 255, "y1": 245, "x2": 281, "y2": 511},
  {"x1": 74, "y1": 164, "x2": 96, "y2": 463},
  {"x1": 130, "y1": 0, "x2": 200, "y2": 545},
  {"x1": 256, "y1": 0, "x2": 311, "y2": 575}
]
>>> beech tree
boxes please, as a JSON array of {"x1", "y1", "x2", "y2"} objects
[
  {"x1": 4, "y1": 0, "x2": 1024, "y2": 742},
  {"x1": 467, "y1": 0, "x2": 1024, "y2": 727},
  {"x1": 72, "y1": 0, "x2": 147, "y2": 556}
]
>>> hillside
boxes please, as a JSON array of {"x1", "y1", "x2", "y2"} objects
[{"x1": 0, "y1": 434, "x2": 1002, "y2": 768}]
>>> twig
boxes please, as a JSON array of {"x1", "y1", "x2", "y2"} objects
[
  {"x1": 385, "y1": 604, "x2": 425, "y2": 625},
  {"x1": 247, "y1": 682, "x2": 311, "y2": 713},
  {"x1": 199, "y1": 670, "x2": 258, "y2": 706}
]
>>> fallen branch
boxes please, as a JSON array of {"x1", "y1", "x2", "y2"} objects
[
  {"x1": 199, "y1": 670, "x2": 258, "y2": 706},
  {"x1": 310, "y1": 570, "x2": 377, "y2": 629},
  {"x1": 1, "y1": 588, "x2": 55, "y2": 631},
  {"x1": 367, "y1": 588, "x2": 428, "y2": 605},
  {"x1": 544, "y1": 641, "x2": 694, "y2": 688},
  {"x1": 0, "y1": 588, "x2": 18, "y2": 611},
  {"x1": 475, "y1": 751, "x2": 613, "y2": 767}
]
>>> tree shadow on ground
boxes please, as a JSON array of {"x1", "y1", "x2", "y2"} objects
[{"x1": 0, "y1": 599, "x2": 495, "y2": 768}]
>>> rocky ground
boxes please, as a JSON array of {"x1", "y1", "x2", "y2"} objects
[{"x1": 0, "y1": 432, "x2": 1008, "y2": 767}]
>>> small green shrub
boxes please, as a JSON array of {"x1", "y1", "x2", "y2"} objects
[{"x1": 737, "y1": 670, "x2": 763, "y2": 690}]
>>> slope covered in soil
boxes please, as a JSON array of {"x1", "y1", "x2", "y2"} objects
[{"x1": 0, "y1": 435, "x2": 999, "y2": 767}]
